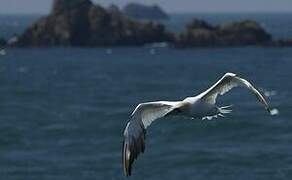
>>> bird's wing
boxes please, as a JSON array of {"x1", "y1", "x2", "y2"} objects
[
  {"x1": 200, "y1": 73, "x2": 271, "y2": 112},
  {"x1": 122, "y1": 101, "x2": 179, "y2": 176}
]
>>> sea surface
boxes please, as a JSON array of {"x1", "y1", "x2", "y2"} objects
[{"x1": 0, "y1": 13, "x2": 292, "y2": 180}]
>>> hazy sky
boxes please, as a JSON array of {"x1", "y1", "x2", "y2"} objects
[{"x1": 1, "y1": 0, "x2": 292, "y2": 14}]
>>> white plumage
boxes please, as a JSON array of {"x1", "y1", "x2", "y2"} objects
[{"x1": 122, "y1": 73, "x2": 272, "y2": 176}]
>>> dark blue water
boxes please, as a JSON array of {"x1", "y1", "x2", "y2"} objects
[
  {"x1": 0, "y1": 47, "x2": 292, "y2": 180},
  {"x1": 0, "y1": 14, "x2": 292, "y2": 180}
]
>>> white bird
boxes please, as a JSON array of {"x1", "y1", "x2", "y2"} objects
[{"x1": 122, "y1": 73, "x2": 271, "y2": 176}]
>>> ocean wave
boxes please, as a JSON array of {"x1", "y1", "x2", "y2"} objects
[
  {"x1": 270, "y1": 108, "x2": 279, "y2": 116},
  {"x1": 260, "y1": 88, "x2": 277, "y2": 97},
  {"x1": 0, "y1": 49, "x2": 6, "y2": 56}
]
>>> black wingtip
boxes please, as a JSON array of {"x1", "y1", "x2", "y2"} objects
[
  {"x1": 123, "y1": 138, "x2": 133, "y2": 177},
  {"x1": 267, "y1": 107, "x2": 272, "y2": 114},
  {"x1": 122, "y1": 124, "x2": 147, "y2": 177},
  {"x1": 123, "y1": 140, "x2": 129, "y2": 176}
]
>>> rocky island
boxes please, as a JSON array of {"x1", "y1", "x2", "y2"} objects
[
  {"x1": 15, "y1": 0, "x2": 173, "y2": 47},
  {"x1": 122, "y1": 3, "x2": 169, "y2": 20},
  {"x1": 177, "y1": 18, "x2": 272, "y2": 47},
  {"x1": 12, "y1": 0, "x2": 292, "y2": 48},
  {"x1": 0, "y1": 37, "x2": 6, "y2": 47}
]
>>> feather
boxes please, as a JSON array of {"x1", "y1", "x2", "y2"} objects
[
  {"x1": 122, "y1": 101, "x2": 180, "y2": 176},
  {"x1": 200, "y1": 73, "x2": 271, "y2": 113}
]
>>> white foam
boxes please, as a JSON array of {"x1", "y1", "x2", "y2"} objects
[
  {"x1": 106, "y1": 49, "x2": 112, "y2": 54},
  {"x1": 264, "y1": 90, "x2": 277, "y2": 97},
  {"x1": 17, "y1": 67, "x2": 28, "y2": 73},
  {"x1": 0, "y1": 49, "x2": 6, "y2": 56},
  {"x1": 261, "y1": 88, "x2": 277, "y2": 97},
  {"x1": 149, "y1": 48, "x2": 156, "y2": 55},
  {"x1": 270, "y1": 108, "x2": 279, "y2": 116}
]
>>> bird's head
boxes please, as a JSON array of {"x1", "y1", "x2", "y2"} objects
[{"x1": 166, "y1": 102, "x2": 189, "y2": 116}]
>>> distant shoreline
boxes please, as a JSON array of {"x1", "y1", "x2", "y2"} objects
[
  {"x1": 1, "y1": 0, "x2": 292, "y2": 48},
  {"x1": 2, "y1": 11, "x2": 292, "y2": 16}
]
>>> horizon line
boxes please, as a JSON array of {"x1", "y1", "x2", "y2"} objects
[{"x1": 1, "y1": 10, "x2": 292, "y2": 16}]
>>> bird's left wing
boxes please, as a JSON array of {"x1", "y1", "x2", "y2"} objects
[
  {"x1": 122, "y1": 101, "x2": 179, "y2": 176},
  {"x1": 200, "y1": 73, "x2": 271, "y2": 113}
]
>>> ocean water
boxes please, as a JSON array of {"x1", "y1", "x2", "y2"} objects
[{"x1": 0, "y1": 14, "x2": 292, "y2": 180}]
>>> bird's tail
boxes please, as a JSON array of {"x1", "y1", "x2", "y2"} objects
[{"x1": 218, "y1": 105, "x2": 233, "y2": 116}]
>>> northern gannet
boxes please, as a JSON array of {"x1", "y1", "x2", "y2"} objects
[{"x1": 122, "y1": 73, "x2": 272, "y2": 176}]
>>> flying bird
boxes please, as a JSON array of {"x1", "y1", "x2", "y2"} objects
[{"x1": 122, "y1": 73, "x2": 272, "y2": 176}]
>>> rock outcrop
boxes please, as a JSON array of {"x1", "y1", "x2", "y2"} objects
[
  {"x1": 216, "y1": 20, "x2": 272, "y2": 45},
  {"x1": 178, "y1": 18, "x2": 272, "y2": 47},
  {"x1": 14, "y1": 0, "x2": 292, "y2": 48},
  {"x1": 16, "y1": 0, "x2": 174, "y2": 47},
  {"x1": 123, "y1": 3, "x2": 169, "y2": 20},
  {"x1": 107, "y1": 4, "x2": 122, "y2": 16},
  {"x1": 0, "y1": 37, "x2": 6, "y2": 47}
]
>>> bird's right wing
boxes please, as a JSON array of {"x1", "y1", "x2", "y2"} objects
[
  {"x1": 122, "y1": 101, "x2": 180, "y2": 176},
  {"x1": 200, "y1": 73, "x2": 271, "y2": 113}
]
